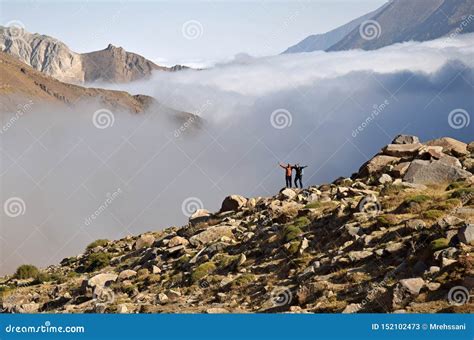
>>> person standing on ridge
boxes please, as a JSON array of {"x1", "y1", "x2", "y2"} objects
[
  {"x1": 279, "y1": 163, "x2": 293, "y2": 188},
  {"x1": 293, "y1": 163, "x2": 308, "y2": 189}
]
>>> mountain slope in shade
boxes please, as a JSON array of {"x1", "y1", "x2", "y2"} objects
[
  {"x1": 0, "y1": 50, "x2": 200, "y2": 130},
  {"x1": 329, "y1": 0, "x2": 474, "y2": 51},
  {"x1": 282, "y1": 3, "x2": 387, "y2": 54},
  {"x1": 0, "y1": 27, "x2": 185, "y2": 84}
]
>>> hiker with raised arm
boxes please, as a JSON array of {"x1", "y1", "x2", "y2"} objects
[
  {"x1": 293, "y1": 163, "x2": 308, "y2": 189},
  {"x1": 279, "y1": 163, "x2": 293, "y2": 188}
]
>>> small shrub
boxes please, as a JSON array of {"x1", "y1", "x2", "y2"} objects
[
  {"x1": 231, "y1": 274, "x2": 256, "y2": 288},
  {"x1": 422, "y1": 209, "x2": 444, "y2": 220},
  {"x1": 404, "y1": 195, "x2": 431, "y2": 205},
  {"x1": 287, "y1": 241, "x2": 301, "y2": 255},
  {"x1": 282, "y1": 225, "x2": 303, "y2": 242},
  {"x1": 446, "y1": 181, "x2": 466, "y2": 191},
  {"x1": 293, "y1": 217, "x2": 311, "y2": 228},
  {"x1": 450, "y1": 188, "x2": 474, "y2": 200},
  {"x1": 212, "y1": 253, "x2": 239, "y2": 270},
  {"x1": 380, "y1": 184, "x2": 404, "y2": 196},
  {"x1": 305, "y1": 202, "x2": 321, "y2": 209},
  {"x1": 84, "y1": 252, "x2": 111, "y2": 272},
  {"x1": 86, "y1": 239, "x2": 109, "y2": 251},
  {"x1": 14, "y1": 264, "x2": 39, "y2": 280},
  {"x1": 377, "y1": 214, "x2": 398, "y2": 227},
  {"x1": 430, "y1": 238, "x2": 449, "y2": 251},
  {"x1": 432, "y1": 198, "x2": 461, "y2": 211},
  {"x1": 191, "y1": 261, "x2": 216, "y2": 283}
]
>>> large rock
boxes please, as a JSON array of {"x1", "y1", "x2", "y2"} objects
[
  {"x1": 348, "y1": 250, "x2": 373, "y2": 262},
  {"x1": 458, "y1": 224, "x2": 474, "y2": 245},
  {"x1": 280, "y1": 188, "x2": 297, "y2": 200},
  {"x1": 189, "y1": 209, "x2": 211, "y2": 225},
  {"x1": 382, "y1": 143, "x2": 422, "y2": 157},
  {"x1": 426, "y1": 137, "x2": 468, "y2": 157},
  {"x1": 392, "y1": 162, "x2": 410, "y2": 177},
  {"x1": 220, "y1": 195, "x2": 247, "y2": 212},
  {"x1": 359, "y1": 155, "x2": 400, "y2": 176},
  {"x1": 168, "y1": 236, "x2": 189, "y2": 248},
  {"x1": 134, "y1": 234, "x2": 155, "y2": 249},
  {"x1": 189, "y1": 226, "x2": 234, "y2": 246},
  {"x1": 403, "y1": 160, "x2": 471, "y2": 184},
  {"x1": 86, "y1": 273, "x2": 118, "y2": 288},
  {"x1": 118, "y1": 269, "x2": 137, "y2": 281},
  {"x1": 392, "y1": 278, "x2": 424, "y2": 309},
  {"x1": 392, "y1": 135, "x2": 420, "y2": 145},
  {"x1": 462, "y1": 158, "x2": 474, "y2": 173},
  {"x1": 467, "y1": 142, "x2": 474, "y2": 154}
]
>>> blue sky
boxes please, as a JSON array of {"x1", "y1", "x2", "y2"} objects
[{"x1": 1, "y1": 0, "x2": 386, "y2": 65}]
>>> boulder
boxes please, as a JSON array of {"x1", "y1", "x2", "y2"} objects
[
  {"x1": 117, "y1": 270, "x2": 137, "y2": 281},
  {"x1": 382, "y1": 143, "x2": 422, "y2": 157},
  {"x1": 348, "y1": 250, "x2": 373, "y2": 262},
  {"x1": 392, "y1": 278, "x2": 424, "y2": 309},
  {"x1": 392, "y1": 135, "x2": 420, "y2": 145},
  {"x1": 86, "y1": 273, "x2": 118, "y2": 288},
  {"x1": 458, "y1": 224, "x2": 474, "y2": 245},
  {"x1": 134, "y1": 234, "x2": 155, "y2": 249},
  {"x1": 189, "y1": 209, "x2": 211, "y2": 224},
  {"x1": 403, "y1": 160, "x2": 471, "y2": 184},
  {"x1": 378, "y1": 174, "x2": 392, "y2": 184},
  {"x1": 392, "y1": 162, "x2": 410, "y2": 177},
  {"x1": 280, "y1": 188, "x2": 297, "y2": 200},
  {"x1": 359, "y1": 155, "x2": 400, "y2": 176},
  {"x1": 168, "y1": 236, "x2": 189, "y2": 248},
  {"x1": 437, "y1": 154, "x2": 462, "y2": 168},
  {"x1": 467, "y1": 142, "x2": 474, "y2": 154},
  {"x1": 462, "y1": 158, "x2": 474, "y2": 173},
  {"x1": 220, "y1": 195, "x2": 247, "y2": 212},
  {"x1": 426, "y1": 137, "x2": 468, "y2": 157},
  {"x1": 189, "y1": 226, "x2": 234, "y2": 246}
]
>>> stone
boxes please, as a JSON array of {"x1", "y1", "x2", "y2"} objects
[
  {"x1": 429, "y1": 266, "x2": 440, "y2": 274},
  {"x1": 403, "y1": 160, "x2": 471, "y2": 184},
  {"x1": 189, "y1": 209, "x2": 211, "y2": 224},
  {"x1": 393, "y1": 278, "x2": 424, "y2": 309},
  {"x1": 392, "y1": 162, "x2": 410, "y2": 177},
  {"x1": 151, "y1": 265, "x2": 161, "y2": 274},
  {"x1": 117, "y1": 304, "x2": 129, "y2": 313},
  {"x1": 404, "y1": 219, "x2": 426, "y2": 231},
  {"x1": 220, "y1": 195, "x2": 247, "y2": 212},
  {"x1": 246, "y1": 198, "x2": 257, "y2": 209},
  {"x1": 189, "y1": 226, "x2": 234, "y2": 246},
  {"x1": 206, "y1": 307, "x2": 230, "y2": 313},
  {"x1": 437, "y1": 154, "x2": 462, "y2": 168},
  {"x1": 342, "y1": 303, "x2": 361, "y2": 313},
  {"x1": 418, "y1": 145, "x2": 444, "y2": 159},
  {"x1": 467, "y1": 142, "x2": 474, "y2": 154},
  {"x1": 458, "y1": 224, "x2": 474, "y2": 245},
  {"x1": 359, "y1": 155, "x2": 400, "y2": 176},
  {"x1": 378, "y1": 174, "x2": 392, "y2": 184},
  {"x1": 385, "y1": 242, "x2": 404, "y2": 253},
  {"x1": 462, "y1": 158, "x2": 474, "y2": 173},
  {"x1": 19, "y1": 303, "x2": 40, "y2": 313},
  {"x1": 134, "y1": 234, "x2": 155, "y2": 249},
  {"x1": 382, "y1": 143, "x2": 422, "y2": 157},
  {"x1": 392, "y1": 135, "x2": 420, "y2": 145},
  {"x1": 86, "y1": 273, "x2": 118, "y2": 289},
  {"x1": 426, "y1": 137, "x2": 468, "y2": 157},
  {"x1": 157, "y1": 293, "x2": 169, "y2": 304},
  {"x1": 348, "y1": 250, "x2": 373, "y2": 262},
  {"x1": 168, "y1": 236, "x2": 189, "y2": 248},
  {"x1": 280, "y1": 188, "x2": 297, "y2": 200},
  {"x1": 118, "y1": 269, "x2": 137, "y2": 281}
]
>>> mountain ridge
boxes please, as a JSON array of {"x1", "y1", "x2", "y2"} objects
[{"x1": 0, "y1": 26, "x2": 186, "y2": 84}]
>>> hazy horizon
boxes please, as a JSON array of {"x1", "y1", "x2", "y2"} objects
[{"x1": 0, "y1": 0, "x2": 387, "y2": 67}]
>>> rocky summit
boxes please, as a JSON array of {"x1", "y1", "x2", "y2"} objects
[{"x1": 1, "y1": 136, "x2": 473, "y2": 314}]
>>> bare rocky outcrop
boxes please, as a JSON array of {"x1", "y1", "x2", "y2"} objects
[
  {"x1": 1, "y1": 136, "x2": 472, "y2": 314},
  {"x1": 0, "y1": 26, "x2": 186, "y2": 84}
]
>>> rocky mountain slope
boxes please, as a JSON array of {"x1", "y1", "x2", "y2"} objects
[
  {"x1": 285, "y1": 0, "x2": 474, "y2": 54},
  {"x1": 1, "y1": 136, "x2": 473, "y2": 313},
  {"x1": 0, "y1": 51, "x2": 153, "y2": 113},
  {"x1": 0, "y1": 26, "x2": 185, "y2": 84}
]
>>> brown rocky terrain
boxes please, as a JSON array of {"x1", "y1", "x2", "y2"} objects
[
  {"x1": 1, "y1": 135, "x2": 473, "y2": 314},
  {"x1": 0, "y1": 26, "x2": 186, "y2": 84}
]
